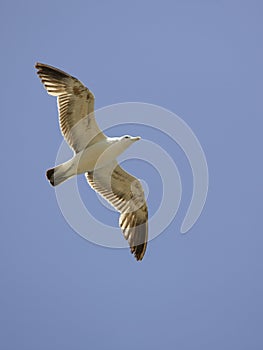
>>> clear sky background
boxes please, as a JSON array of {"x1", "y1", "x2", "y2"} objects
[{"x1": 1, "y1": 1, "x2": 263, "y2": 349}]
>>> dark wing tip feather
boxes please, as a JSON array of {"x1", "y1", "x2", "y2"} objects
[
  {"x1": 130, "y1": 228, "x2": 148, "y2": 261},
  {"x1": 131, "y1": 244, "x2": 147, "y2": 261},
  {"x1": 35, "y1": 62, "x2": 78, "y2": 97},
  {"x1": 35, "y1": 62, "x2": 73, "y2": 84},
  {"x1": 120, "y1": 209, "x2": 148, "y2": 261}
]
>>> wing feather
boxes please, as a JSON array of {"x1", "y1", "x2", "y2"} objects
[
  {"x1": 86, "y1": 162, "x2": 148, "y2": 261},
  {"x1": 35, "y1": 62, "x2": 106, "y2": 152}
]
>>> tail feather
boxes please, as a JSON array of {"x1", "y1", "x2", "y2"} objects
[
  {"x1": 46, "y1": 168, "x2": 55, "y2": 186},
  {"x1": 46, "y1": 166, "x2": 69, "y2": 186}
]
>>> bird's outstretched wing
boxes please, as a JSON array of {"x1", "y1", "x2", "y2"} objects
[
  {"x1": 86, "y1": 162, "x2": 148, "y2": 261},
  {"x1": 35, "y1": 63, "x2": 106, "y2": 152}
]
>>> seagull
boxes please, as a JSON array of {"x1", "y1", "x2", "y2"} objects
[{"x1": 35, "y1": 63, "x2": 148, "y2": 261}]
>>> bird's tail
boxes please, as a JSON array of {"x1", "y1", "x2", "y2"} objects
[{"x1": 46, "y1": 165, "x2": 69, "y2": 186}]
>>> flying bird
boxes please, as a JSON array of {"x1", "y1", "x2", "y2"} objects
[{"x1": 35, "y1": 63, "x2": 148, "y2": 261}]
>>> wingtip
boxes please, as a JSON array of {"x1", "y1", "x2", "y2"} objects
[
  {"x1": 35, "y1": 62, "x2": 44, "y2": 69},
  {"x1": 131, "y1": 244, "x2": 147, "y2": 261},
  {"x1": 34, "y1": 62, "x2": 73, "y2": 82}
]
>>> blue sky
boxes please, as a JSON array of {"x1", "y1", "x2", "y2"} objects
[{"x1": 1, "y1": 1, "x2": 263, "y2": 349}]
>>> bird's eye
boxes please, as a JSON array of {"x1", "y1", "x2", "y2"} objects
[{"x1": 124, "y1": 136, "x2": 129, "y2": 139}]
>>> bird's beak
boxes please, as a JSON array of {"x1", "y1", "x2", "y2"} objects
[{"x1": 131, "y1": 136, "x2": 141, "y2": 142}]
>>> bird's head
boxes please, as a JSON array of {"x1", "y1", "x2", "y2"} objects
[
  {"x1": 121, "y1": 135, "x2": 141, "y2": 143},
  {"x1": 107, "y1": 135, "x2": 141, "y2": 157}
]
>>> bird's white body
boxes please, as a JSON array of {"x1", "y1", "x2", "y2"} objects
[{"x1": 54, "y1": 137, "x2": 139, "y2": 184}]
